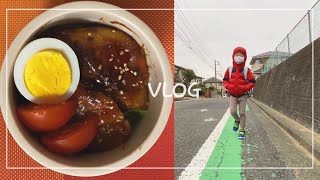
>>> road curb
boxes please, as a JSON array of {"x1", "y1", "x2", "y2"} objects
[{"x1": 250, "y1": 98, "x2": 320, "y2": 163}]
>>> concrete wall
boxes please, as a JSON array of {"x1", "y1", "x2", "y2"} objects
[{"x1": 253, "y1": 37, "x2": 320, "y2": 133}]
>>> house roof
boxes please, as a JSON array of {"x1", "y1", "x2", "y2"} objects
[
  {"x1": 174, "y1": 64, "x2": 187, "y2": 70},
  {"x1": 174, "y1": 64, "x2": 204, "y2": 79},
  {"x1": 203, "y1": 77, "x2": 222, "y2": 83},
  {"x1": 249, "y1": 51, "x2": 291, "y2": 65}
]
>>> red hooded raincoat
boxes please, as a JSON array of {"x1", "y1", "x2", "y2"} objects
[{"x1": 223, "y1": 47, "x2": 256, "y2": 97}]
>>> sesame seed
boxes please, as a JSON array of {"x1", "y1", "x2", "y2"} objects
[
  {"x1": 120, "y1": 51, "x2": 124, "y2": 55},
  {"x1": 120, "y1": 70, "x2": 123, "y2": 74},
  {"x1": 118, "y1": 75, "x2": 122, "y2": 80},
  {"x1": 120, "y1": 90, "x2": 123, "y2": 95},
  {"x1": 140, "y1": 81, "x2": 143, "y2": 83},
  {"x1": 109, "y1": 58, "x2": 113, "y2": 61},
  {"x1": 122, "y1": 79, "x2": 126, "y2": 85},
  {"x1": 130, "y1": 57, "x2": 134, "y2": 61},
  {"x1": 110, "y1": 128, "x2": 114, "y2": 131},
  {"x1": 130, "y1": 70, "x2": 134, "y2": 73},
  {"x1": 100, "y1": 120, "x2": 104, "y2": 124},
  {"x1": 124, "y1": 63, "x2": 127, "y2": 67},
  {"x1": 132, "y1": 84, "x2": 136, "y2": 87},
  {"x1": 98, "y1": 64, "x2": 102, "y2": 69},
  {"x1": 88, "y1": 32, "x2": 92, "y2": 36},
  {"x1": 133, "y1": 72, "x2": 137, "y2": 76},
  {"x1": 113, "y1": 115, "x2": 116, "y2": 118},
  {"x1": 112, "y1": 30, "x2": 116, "y2": 33},
  {"x1": 125, "y1": 49, "x2": 129, "y2": 52},
  {"x1": 114, "y1": 66, "x2": 118, "y2": 69},
  {"x1": 110, "y1": 106, "x2": 114, "y2": 109},
  {"x1": 111, "y1": 54, "x2": 114, "y2": 57},
  {"x1": 125, "y1": 67, "x2": 129, "y2": 71},
  {"x1": 116, "y1": 119, "x2": 121, "y2": 122},
  {"x1": 97, "y1": 80, "x2": 101, "y2": 83}
]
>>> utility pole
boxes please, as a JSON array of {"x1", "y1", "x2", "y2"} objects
[
  {"x1": 213, "y1": 60, "x2": 220, "y2": 93},
  {"x1": 214, "y1": 60, "x2": 217, "y2": 90}
]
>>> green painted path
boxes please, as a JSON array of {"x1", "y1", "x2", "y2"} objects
[
  {"x1": 246, "y1": 104, "x2": 250, "y2": 112},
  {"x1": 199, "y1": 104, "x2": 249, "y2": 180}
]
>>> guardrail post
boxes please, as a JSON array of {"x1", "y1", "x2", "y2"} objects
[
  {"x1": 307, "y1": 10, "x2": 312, "y2": 42},
  {"x1": 287, "y1": 34, "x2": 290, "y2": 56},
  {"x1": 276, "y1": 47, "x2": 279, "y2": 65}
]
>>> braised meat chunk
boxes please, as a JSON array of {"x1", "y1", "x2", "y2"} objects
[
  {"x1": 72, "y1": 84, "x2": 131, "y2": 152},
  {"x1": 38, "y1": 24, "x2": 149, "y2": 111}
]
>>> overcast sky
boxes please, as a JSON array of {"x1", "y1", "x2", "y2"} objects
[{"x1": 174, "y1": 0, "x2": 318, "y2": 80}]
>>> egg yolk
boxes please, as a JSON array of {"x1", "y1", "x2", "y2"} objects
[{"x1": 24, "y1": 50, "x2": 72, "y2": 98}]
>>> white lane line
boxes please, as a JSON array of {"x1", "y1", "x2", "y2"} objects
[
  {"x1": 204, "y1": 118, "x2": 217, "y2": 122},
  {"x1": 200, "y1": 109, "x2": 208, "y2": 112},
  {"x1": 177, "y1": 108, "x2": 231, "y2": 180}
]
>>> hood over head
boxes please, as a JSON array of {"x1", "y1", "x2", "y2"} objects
[{"x1": 232, "y1": 47, "x2": 247, "y2": 68}]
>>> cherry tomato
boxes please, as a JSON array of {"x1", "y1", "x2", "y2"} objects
[
  {"x1": 40, "y1": 115, "x2": 98, "y2": 155},
  {"x1": 16, "y1": 100, "x2": 77, "y2": 132}
]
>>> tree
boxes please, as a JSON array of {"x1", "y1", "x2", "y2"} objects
[
  {"x1": 182, "y1": 69, "x2": 196, "y2": 86},
  {"x1": 174, "y1": 71, "x2": 183, "y2": 84},
  {"x1": 191, "y1": 83, "x2": 206, "y2": 95},
  {"x1": 208, "y1": 86, "x2": 215, "y2": 91}
]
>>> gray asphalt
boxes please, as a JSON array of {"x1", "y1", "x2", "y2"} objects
[
  {"x1": 174, "y1": 98, "x2": 320, "y2": 180},
  {"x1": 174, "y1": 98, "x2": 230, "y2": 179},
  {"x1": 243, "y1": 100, "x2": 320, "y2": 180}
]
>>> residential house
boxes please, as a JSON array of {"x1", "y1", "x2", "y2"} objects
[
  {"x1": 191, "y1": 75, "x2": 204, "y2": 84},
  {"x1": 174, "y1": 65, "x2": 204, "y2": 84},
  {"x1": 250, "y1": 51, "x2": 291, "y2": 79},
  {"x1": 203, "y1": 76, "x2": 222, "y2": 88}
]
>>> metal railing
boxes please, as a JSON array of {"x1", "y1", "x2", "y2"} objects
[{"x1": 263, "y1": 0, "x2": 320, "y2": 73}]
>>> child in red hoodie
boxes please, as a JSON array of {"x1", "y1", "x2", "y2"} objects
[{"x1": 223, "y1": 47, "x2": 256, "y2": 140}]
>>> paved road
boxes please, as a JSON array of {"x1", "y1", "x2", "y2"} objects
[
  {"x1": 174, "y1": 98, "x2": 320, "y2": 180},
  {"x1": 174, "y1": 98, "x2": 230, "y2": 179}
]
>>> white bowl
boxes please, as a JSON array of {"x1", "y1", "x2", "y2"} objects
[{"x1": 0, "y1": 1, "x2": 173, "y2": 177}]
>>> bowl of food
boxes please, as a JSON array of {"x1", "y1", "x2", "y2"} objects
[{"x1": 0, "y1": 1, "x2": 173, "y2": 177}]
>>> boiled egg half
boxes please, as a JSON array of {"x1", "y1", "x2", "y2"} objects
[{"x1": 14, "y1": 38, "x2": 80, "y2": 104}]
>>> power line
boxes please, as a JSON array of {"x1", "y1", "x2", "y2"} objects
[
  {"x1": 175, "y1": 29, "x2": 215, "y2": 68},
  {"x1": 175, "y1": 5, "x2": 212, "y2": 63},
  {"x1": 175, "y1": 21, "x2": 215, "y2": 70},
  {"x1": 174, "y1": 0, "x2": 220, "y2": 74},
  {"x1": 175, "y1": 3, "x2": 213, "y2": 61}
]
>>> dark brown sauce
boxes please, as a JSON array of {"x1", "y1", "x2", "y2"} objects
[{"x1": 34, "y1": 23, "x2": 149, "y2": 152}]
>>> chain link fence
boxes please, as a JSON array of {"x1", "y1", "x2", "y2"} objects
[{"x1": 263, "y1": 0, "x2": 320, "y2": 73}]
